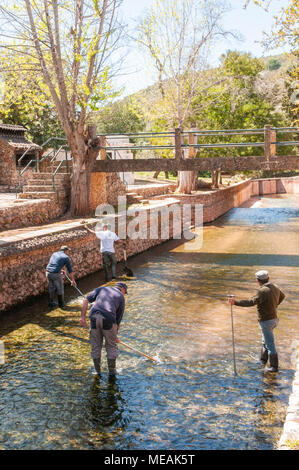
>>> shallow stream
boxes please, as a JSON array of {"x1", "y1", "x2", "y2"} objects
[{"x1": 0, "y1": 194, "x2": 298, "y2": 450}]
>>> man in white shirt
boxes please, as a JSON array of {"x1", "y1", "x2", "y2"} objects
[{"x1": 84, "y1": 223, "x2": 121, "y2": 281}]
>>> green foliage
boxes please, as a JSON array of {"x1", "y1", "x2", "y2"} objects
[
  {"x1": 190, "y1": 51, "x2": 287, "y2": 157},
  {"x1": 281, "y1": 51, "x2": 299, "y2": 126},
  {"x1": 221, "y1": 51, "x2": 264, "y2": 81},
  {"x1": 96, "y1": 99, "x2": 145, "y2": 134},
  {"x1": 266, "y1": 58, "x2": 282, "y2": 70},
  {"x1": 0, "y1": 52, "x2": 64, "y2": 145}
]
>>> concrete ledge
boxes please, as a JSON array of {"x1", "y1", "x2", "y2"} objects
[{"x1": 278, "y1": 347, "x2": 299, "y2": 450}]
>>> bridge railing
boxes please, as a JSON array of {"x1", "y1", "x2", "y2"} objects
[
  {"x1": 99, "y1": 126, "x2": 298, "y2": 161},
  {"x1": 95, "y1": 126, "x2": 299, "y2": 172}
]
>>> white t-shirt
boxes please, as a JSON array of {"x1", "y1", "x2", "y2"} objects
[{"x1": 96, "y1": 230, "x2": 119, "y2": 253}]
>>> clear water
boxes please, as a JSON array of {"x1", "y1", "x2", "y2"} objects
[{"x1": 0, "y1": 194, "x2": 298, "y2": 450}]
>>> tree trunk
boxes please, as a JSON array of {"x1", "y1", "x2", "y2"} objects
[
  {"x1": 177, "y1": 127, "x2": 198, "y2": 194},
  {"x1": 177, "y1": 171, "x2": 197, "y2": 193},
  {"x1": 70, "y1": 158, "x2": 92, "y2": 216},
  {"x1": 69, "y1": 126, "x2": 101, "y2": 216},
  {"x1": 211, "y1": 170, "x2": 221, "y2": 189},
  {"x1": 153, "y1": 170, "x2": 160, "y2": 179}
]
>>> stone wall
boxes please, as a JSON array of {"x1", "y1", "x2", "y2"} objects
[
  {"x1": 128, "y1": 182, "x2": 178, "y2": 199},
  {"x1": 0, "y1": 198, "x2": 66, "y2": 232},
  {"x1": 0, "y1": 177, "x2": 298, "y2": 312},
  {"x1": 0, "y1": 140, "x2": 18, "y2": 188},
  {"x1": 0, "y1": 139, "x2": 36, "y2": 190},
  {"x1": 252, "y1": 176, "x2": 299, "y2": 196},
  {"x1": 0, "y1": 200, "x2": 178, "y2": 312},
  {"x1": 89, "y1": 172, "x2": 127, "y2": 212}
]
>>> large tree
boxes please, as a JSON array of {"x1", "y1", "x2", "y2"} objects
[
  {"x1": 190, "y1": 50, "x2": 287, "y2": 186},
  {"x1": 0, "y1": 0, "x2": 124, "y2": 215},
  {"x1": 137, "y1": 0, "x2": 231, "y2": 194}
]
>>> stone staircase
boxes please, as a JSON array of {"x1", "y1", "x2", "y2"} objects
[
  {"x1": 126, "y1": 181, "x2": 177, "y2": 206},
  {"x1": 17, "y1": 172, "x2": 71, "y2": 209},
  {"x1": 126, "y1": 191, "x2": 150, "y2": 205}
]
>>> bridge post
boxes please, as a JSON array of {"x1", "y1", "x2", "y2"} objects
[
  {"x1": 100, "y1": 135, "x2": 107, "y2": 160},
  {"x1": 264, "y1": 125, "x2": 271, "y2": 162},
  {"x1": 270, "y1": 129, "x2": 277, "y2": 158},
  {"x1": 188, "y1": 128, "x2": 198, "y2": 158},
  {"x1": 175, "y1": 128, "x2": 183, "y2": 160}
]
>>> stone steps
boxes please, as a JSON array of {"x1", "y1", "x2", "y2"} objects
[
  {"x1": 19, "y1": 171, "x2": 71, "y2": 202},
  {"x1": 126, "y1": 192, "x2": 144, "y2": 204},
  {"x1": 18, "y1": 191, "x2": 58, "y2": 200},
  {"x1": 30, "y1": 172, "x2": 70, "y2": 179}
]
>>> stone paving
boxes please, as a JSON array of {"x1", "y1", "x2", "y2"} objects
[
  {"x1": 0, "y1": 217, "x2": 97, "y2": 246},
  {"x1": 0, "y1": 193, "x2": 18, "y2": 208}
]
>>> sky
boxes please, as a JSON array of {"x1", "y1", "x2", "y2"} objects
[{"x1": 117, "y1": 0, "x2": 290, "y2": 97}]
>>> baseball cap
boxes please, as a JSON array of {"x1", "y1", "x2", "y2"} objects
[
  {"x1": 116, "y1": 282, "x2": 128, "y2": 294},
  {"x1": 255, "y1": 270, "x2": 269, "y2": 281},
  {"x1": 61, "y1": 245, "x2": 70, "y2": 251}
]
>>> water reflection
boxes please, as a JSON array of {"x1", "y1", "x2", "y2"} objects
[{"x1": 0, "y1": 194, "x2": 298, "y2": 449}]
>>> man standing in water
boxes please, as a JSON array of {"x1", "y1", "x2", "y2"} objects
[
  {"x1": 84, "y1": 223, "x2": 121, "y2": 282},
  {"x1": 228, "y1": 270, "x2": 285, "y2": 372},
  {"x1": 80, "y1": 282, "x2": 127, "y2": 377},
  {"x1": 46, "y1": 245, "x2": 76, "y2": 308}
]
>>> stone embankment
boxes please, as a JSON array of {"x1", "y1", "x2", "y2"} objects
[
  {"x1": 1, "y1": 177, "x2": 299, "y2": 313},
  {"x1": 278, "y1": 347, "x2": 299, "y2": 450}
]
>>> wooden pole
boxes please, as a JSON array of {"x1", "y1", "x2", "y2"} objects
[
  {"x1": 264, "y1": 125, "x2": 271, "y2": 162},
  {"x1": 175, "y1": 128, "x2": 183, "y2": 160},
  {"x1": 100, "y1": 135, "x2": 107, "y2": 160},
  {"x1": 188, "y1": 128, "x2": 198, "y2": 158},
  {"x1": 119, "y1": 340, "x2": 158, "y2": 363},
  {"x1": 270, "y1": 129, "x2": 276, "y2": 158}
]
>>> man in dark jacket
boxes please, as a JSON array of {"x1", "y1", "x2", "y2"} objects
[
  {"x1": 80, "y1": 282, "x2": 127, "y2": 376},
  {"x1": 46, "y1": 246, "x2": 76, "y2": 308},
  {"x1": 228, "y1": 270, "x2": 285, "y2": 372}
]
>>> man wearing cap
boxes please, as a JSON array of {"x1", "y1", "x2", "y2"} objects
[
  {"x1": 84, "y1": 223, "x2": 123, "y2": 282},
  {"x1": 80, "y1": 282, "x2": 128, "y2": 376},
  {"x1": 228, "y1": 270, "x2": 285, "y2": 372},
  {"x1": 46, "y1": 246, "x2": 76, "y2": 308}
]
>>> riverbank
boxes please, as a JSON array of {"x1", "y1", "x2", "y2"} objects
[
  {"x1": 278, "y1": 347, "x2": 299, "y2": 450},
  {"x1": 1, "y1": 177, "x2": 299, "y2": 313}
]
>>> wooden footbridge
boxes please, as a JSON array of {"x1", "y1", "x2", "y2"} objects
[{"x1": 94, "y1": 126, "x2": 299, "y2": 173}]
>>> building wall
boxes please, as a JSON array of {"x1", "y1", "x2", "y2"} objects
[{"x1": 0, "y1": 139, "x2": 18, "y2": 187}]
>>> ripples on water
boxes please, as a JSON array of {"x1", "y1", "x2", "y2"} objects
[{"x1": 0, "y1": 194, "x2": 298, "y2": 450}]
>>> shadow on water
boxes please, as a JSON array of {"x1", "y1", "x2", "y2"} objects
[{"x1": 0, "y1": 194, "x2": 298, "y2": 449}]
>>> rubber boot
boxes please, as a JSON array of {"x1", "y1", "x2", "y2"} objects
[
  {"x1": 58, "y1": 294, "x2": 65, "y2": 309},
  {"x1": 260, "y1": 347, "x2": 268, "y2": 365},
  {"x1": 48, "y1": 293, "x2": 57, "y2": 308},
  {"x1": 265, "y1": 353, "x2": 278, "y2": 372},
  {"x1": 92, "y1": 358, "x2": 101, "y2": 376},
  {"x1": 107, "y1": 358, "x2": 116, "y2": 376}
]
